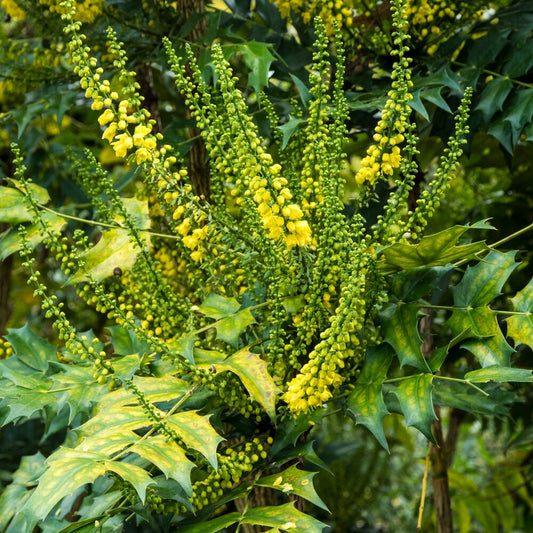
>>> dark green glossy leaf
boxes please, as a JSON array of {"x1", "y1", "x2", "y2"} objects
[
  {"x1": 452, "y1": 250, "x2": 518, "y2": 307},
  {"x1": 475, "y1": 77, "x2": 513, "y2": 123},
  {"x1": 394, "y1": 374, "x2": 436, "y2": 442},
  {"x1": 356, "y1": 344, "x2": 395, "y2": 384},
  {"x1": 449, "y1": 306, "x2": 514, "y2": 367},
  {"x1": 380, "y1": 303, "x2": 430, "y2": 371},
  {"x1": 420, "y1": 86, "x2": 452, "y2": 113},
  {"x1": 5, "y1": 324, "x2": 56, "y2": 371},
  {"x1": 390, "y1": 265, "x2": 453, "y2": 302},
  {"x1": 257, "y1": 464, "x2": 328, "y2": 511},
  {"x1": 379, "y1": 222, "x2": 492, "y2": 271},
  {"x1": 465, "y1": 366, "x2": 533, "y2": 383}
]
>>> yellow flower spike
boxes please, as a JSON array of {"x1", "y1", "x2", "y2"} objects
[{"x1": 102, "y1": 122, "x2": 117, "y2": 142}]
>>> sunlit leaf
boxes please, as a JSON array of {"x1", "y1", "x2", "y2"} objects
[
  {"x1": 465, "y1": 366, "x2": 533, "y2": 383},
  {"x1": 166, "y1": 411, "x2": 224, "y2": 469},
  {"x1": 506, "y1": 278, "x2": 533, "y2": 349},
  {"x1": 104, "y1": 460, "x2": 153, "y2": 503},
  {"x1": 215, "y1": 308, "x2": 256, "y2": 347},
  {"x1": 175, "y1": 512, "x2": 240, "y2": 533},
  {"x1": 217, "y1": 348, "x2": 280, "y2": 420},
  {"x1": 198, "y1": 293, "x2": 240, "y2": 319},
  {"x1": 70, "y1": 198, "x2": 150, "y2": 283},
  {"x1": 257, "y1": 464, "x2": 328, "y2": 511},
  {"x1": 241, "y1": 502, "x2": 327, "y2": 531}
]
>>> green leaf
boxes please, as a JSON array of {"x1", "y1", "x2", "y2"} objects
[
  {"x1": 475, "y1": 77, "x2": 514, "y2": 124},
  {"x1": 217, "y1": 348, "x2": 280, "y2": 420},
  {"x1": 465, "y1": 366, "x2": 533, "y2": 383},
  {"x1": 453, "y1": 250, "x2": 518, "y2": 307},
  {"x1": 21, "y1": 451, "x2": 107, "y2": 522},
  {"x1": 409, "y1": 89, "x2": 429, "y2": 120},
  {"x1": 198, "y1": 292, "x2": 240, "y2": 319},
  {"x1": 506, "y1": 278, "x2": 533, "y2": 349},
  {"x1": 1, "y1": 383, "x2": 58, "y2": 425},
  {"x1": 394, "y1": 374, "x2": 436, "y2": 442},
  {"x1": 107, "y1": 326, "x2": 150, "y2": 356},
  {"x1": 0, "y1": 211, "x2": 66, "y2": 259},
  {"x1": 390, "y1": 265, "x2": 453, "y2": 302},
  {"x1": 0, "y1": 187, "x2": 33, "y2": 224},
  {"x1": 420, "y1": 86, "x2": 452, "y2": 113},
  {"x1": 241, "y1": 502, "x2": 327, "y2": 531},
  {"x1": 278, "y1": 115, "x2": 306, "y2": 149},
  {"x1": 503, "y1": 88, "x2": 533, "y2": 144},
  {"x1": 239, "y1": 41, "x2": 275, "y2": 96},
  {"x1": 379, "y1": 222, "x2": 491, "y2": 272},
  {"x1": 256, "y1": 464, "x2": 328, "y2": 511},
  {"x1": 347, "y1": 383, "x2": 390, "y2": 451},
  {"x1": 169, "y1": 332, "x2": 197, "y2": 364},
  {"x1": 103, "y1": 460, "x2": 153, "y2": 503},
  {"x1": 175, "y1": 512, "x2": 240, "y2": 533},
  {"x1": 5, "y1": 324, "x2": 56, "y2": 371},
  {"x1": 70, "y1": 198, "x2": 150, "y2": 283},
  {"x1": 346, "y1": 345, "x2": 394, "y2": 450},
  {"x1": 131, "y1": 435, "x2": 195, "y2": 495},
  {"x1": 215, "y1": 308, "x2": 256, "y2": 347},
  {"x1": 380, "y1": 303, "x2": 430, "y2": 371},
  {"x1": 166, "y1": 411, "x2": 224, "y2": 469}
]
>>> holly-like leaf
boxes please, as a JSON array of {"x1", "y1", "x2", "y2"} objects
[
  {"x1": 175, "y1": 512, "x2": 241, "y2": 533},
  {"x1": 166, "y1": 411, "x2": 224, "y2": 469},
  {"x1": 390, "y1": 265, "x2": 454, "y2": 302},
  {"x1": 21, "y1": 450, "x2": 107, "y2": 522},
  {"x1": 379, "y1": 222, "x2": 492, "y2": 272},
  {"x1": 0, "y1": 211, "x2": 65, "y2": 259},
  {"x1": 449, "y1": 307, "x2": 514, "y2": 367},
  {"x1": 465, "y1": 366, "x2": 533, "y2": 383},
  {"x1": 256, "y1": 464, "x2": 328, "y2": 511},
  {"x1": 278, "y1": 115, "x2": 306, "y2": 149},
  {"x1": 394, "y1": 374, "x2": 436, "y2": 442},
  {"x1": 130, "y1": 435, "x2": 195, "y2": 495},
  {"x1": 199, "y1": 293, "x2": 240, "y2": 319},
  {"x1": 346, "y1": 345, "x2": 394, "y2": 450},
  {"x1": 70, "y1": 198, "x2": 150, "y2": 283},
  {"x1": 380, "y1": 303, "x2": 430, "y2": 371},
  {"x1": 0, "y1": 182, "x2": 50, "y2": 225},
  {"x1": 217, "y1": 348, "x2": 280, "y2": 420},
  {"x1": 453, "y1": 250, "x2": 518, "y2": 307},
  {"x1": 239, "y1": 41, "x2": 275, "y2": 96},
  {"x1": 5, "y1": 324, "x2": 56, "y2": 371},
  {"x1": 241, "y1": 502, "x2": 327, "y2": 531},
  {"x1": 169, "y1": 332, "x2": 197, "y2": 364},
  {"x1": 503, "y1": 88, "x2": 533, "y2": 144},
  {"x1": 506, "y1": 278, "x2": 533, "y2": 349},
  {"x1": 215, "y1": 308, "x2": 256, "y2": 347},
  {"x1": 475, "y1": 77, "x2": 514, "y2": 124},
  {"x1": 103, "y1": 460, "x2": 153, "y2": 503}
]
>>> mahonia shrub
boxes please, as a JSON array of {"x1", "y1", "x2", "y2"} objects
[{"x1": 0, "y1": 0, "x2": 532, "y2": 531}]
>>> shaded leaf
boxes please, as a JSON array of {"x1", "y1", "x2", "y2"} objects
[
  {"x1": 175, "y1": 512, "x2": 240, "y2": 533},
  {"x1": 5, "y1": 324, "x2": 56, "y2": 371},
  {"x1": 380, "y1": 303, "x2": 430, "y2": 371},
  {"x1": 278, "y1": 115, "x2": 306, "y2": 149},
  {"x1": 257, "y1": 464, "x2": 328, "y2": 511},
  {"x1": 453, "y1": 250, "x2": 518, "y2": 307},
  {"x1": 465, "y1": 366, "x2": 533, "y2": 383},
  {"x1": 394, "y1": 374, "x2": 436, "y2": 442},
  {"x1": 356, "y1": 344, "x2": 395, "y2": 384},
  {"x1": 475, "y1": 77, "x2": 514, "y2": 123},
  {"x1": 420, "y1": 86, "x2": 452, "y2": 113},
  {"x1": 390, "y1": 265, "x2": 453, "y2": 302}
]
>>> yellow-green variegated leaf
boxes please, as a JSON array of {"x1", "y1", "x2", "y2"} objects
[{"x1": 506, "y1": 278, "x2": 533, "y2": 349}]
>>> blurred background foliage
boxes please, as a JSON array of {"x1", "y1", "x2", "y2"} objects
[{"x1": 1, "y1": 0, "x2": 532, "y2": 531}]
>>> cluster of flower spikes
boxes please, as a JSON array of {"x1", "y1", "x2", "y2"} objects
[
  {"x1": 353, "y1": 34, "x2": 413, "y2": 189},
  {"x1": 269, "y1": 0, "x2": 354, "y2": 34}
]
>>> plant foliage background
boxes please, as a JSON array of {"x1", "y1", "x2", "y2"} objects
[{"x1": 0, "y1": 0, "x2": 532, "y2": 532}]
